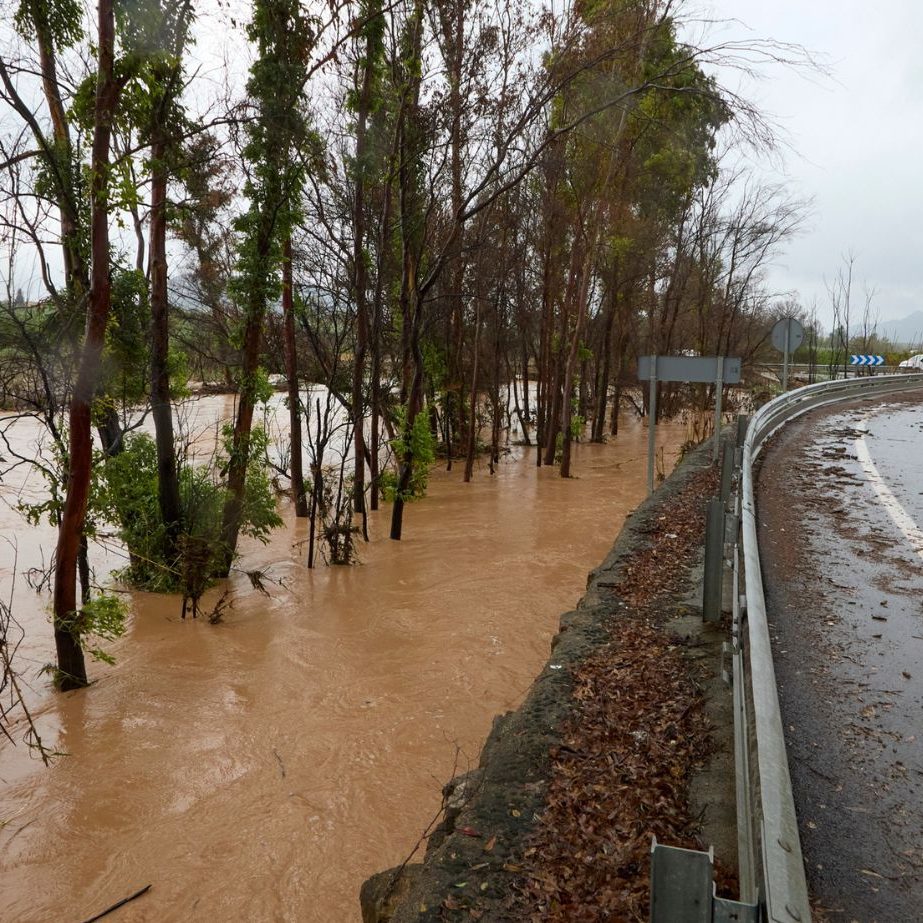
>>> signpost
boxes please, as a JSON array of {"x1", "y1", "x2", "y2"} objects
[
  {"x1": 770, "y1": 317, "x2": 804, "y2": 391},
  {"x1": 638, "y1": 355, "x2": 742, "y2": 494},
  {"x1": 849, "y1": 354, "x2": 884, "y2": 367}
]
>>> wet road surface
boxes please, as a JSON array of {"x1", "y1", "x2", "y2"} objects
[{"x1": 758, "y1": 389, "x2": 923, "y2": 922}]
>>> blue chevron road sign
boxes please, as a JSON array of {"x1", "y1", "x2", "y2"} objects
[{"x1": 849, "y1": 355, "x2": 884, "y2": 367}]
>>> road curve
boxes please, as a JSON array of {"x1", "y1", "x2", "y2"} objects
[{"x1": 757, "y1": 388, "x2": 923, "y2": 923}]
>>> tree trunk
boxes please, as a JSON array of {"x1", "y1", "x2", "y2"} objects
[
  {"x1": 463, "y1": 297, "x2": 481, "y2": 482},
  {"x1": 219, "y1": 285, "x2": 265, "y2": 574},
  {"x1": 560, "y1": 235, "x2": 593, "y2": 478},
  {"x1": 389, "y1": 0, "x2": 425, "y2": 542},
  {"x1": 150, "y1": 132, "x2": 183, "y2": 560},
  {"x1": 592, "y1": 273, "x2": 618, "y2": 442},
  {"x1": 29, "y1": 4, "x2": 87, "y2": 295},
  {"x1": 52, "y1": 0, "x2": 120, "y2": 691},
  {"x1": 282, "y1": 234, "x2": 307, "y2": 516},
  {"x1": 351, "y1": 19, "x2": 376, "y2": 522}
]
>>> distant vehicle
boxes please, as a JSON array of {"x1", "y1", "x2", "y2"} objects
[{"x1": 898, "y1": 354, "x2": 923, "y2": 370}]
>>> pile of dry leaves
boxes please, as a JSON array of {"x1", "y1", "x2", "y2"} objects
[
  {"x1": 613, "y1": 465, "x2": 719, "y2": 615},
  {"x1": 512, "y1": 463, "x2": 722, "y2": 921}
]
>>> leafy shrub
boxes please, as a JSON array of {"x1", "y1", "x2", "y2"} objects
[
  {"x1": 383, "y1": 406, "x2": 435, "y2": 501},
  {"x1": 99, "y1": 429, "x2": 282, "y2": 592}
]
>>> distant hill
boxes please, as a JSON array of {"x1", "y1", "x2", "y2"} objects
[{"x1": 880, "y1": 311, "x2": 923, "y2": 347}]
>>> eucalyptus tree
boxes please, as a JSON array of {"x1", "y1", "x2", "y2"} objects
[
  {"x1": 218, "y1": 0, "x2": 315, "y2": 574},
  {"x1": 387, "y1": 0, "x2": 427, "y2": 541},
  {"x1": 347, "y1": 0, "x2": 385, "y2": 526},
  {"x1": 51, "y1": 0, "x2": 124, "y2": 689},
  {"x1": 145, "y1": 1, "x2": 194, "y2": 562},
  {"x1": 110, "y1": 0, "x2": 195, "y2": 564}
]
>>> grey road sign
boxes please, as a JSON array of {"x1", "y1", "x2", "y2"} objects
[
  {"x1": 771, "y1": 317, "x2": 804, "y2": 392},
  {"x1": 771, "y1": 317, "x2": 804, "y2": 353},
  {"x1": 638, "y1": 355, "x2": 742, "y2": 494},
  {"x1": 638, "y1": 355, "x2": 742, "y2": 384}
]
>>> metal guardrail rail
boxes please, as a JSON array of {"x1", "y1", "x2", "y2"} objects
[
  {"x1": 651, "y1": 371, "x2": 923, "y2": 922},
  {"x1": 735, "y1": 371, "x2": 923, "y2": 921}
]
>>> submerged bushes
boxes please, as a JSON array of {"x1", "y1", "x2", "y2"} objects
[{"x1": 98, "y1": 429, "x2": 282, "y2": 595}]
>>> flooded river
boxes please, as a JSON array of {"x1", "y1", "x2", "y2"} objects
[{"x1": 0, "y1": 395, "x2": 684, "y2": 922}]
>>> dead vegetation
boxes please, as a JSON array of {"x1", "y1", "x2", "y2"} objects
[
  {"x1": 514, "y1": 621, "x2": 711, "y2": 920},
  {"x1": 509, "y1": 463, "x2": 723, "y2": 920}
]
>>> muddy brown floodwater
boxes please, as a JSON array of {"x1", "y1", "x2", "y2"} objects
[{"x1": 0, "y1": 399, "x2": 685, "y2": 923}]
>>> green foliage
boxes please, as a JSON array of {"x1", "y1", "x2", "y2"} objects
[
  {"x1": 97, "y1": 431, "x2": 282, "y2": 591},
  {"x1": 630, "y1": 24, "x2": 730, "y2": 216},
  {"x1": 96, "y1": 434, "x2": 168, "y2": 586},
  {"x1": 377, "y1": 468, "x2": 400, "y2": 502},
  {"x1": 14, "y1": 0, "x2": 83, "y2": 48},
  {"x1": 80, "y1": 593, "x2": 129, "y2": 664},
  {"x1": 222, "y1": 425, "x2": 283, "y2": 543},
  {"x1": 384, "y1": 406, "x2": 435, "y2": 501},
  {"x1": 345, "y1": 0, "x2": 388, "y2": 136},
  {"x1": 17, "y1": 437, "x2": 69, "y2": 529},
  {"x1": 50, "y1": 592, "x2": 128, "y2": 673},
  {"x1": 167, "y1": 345, "x2": 191, "y2": 400},
  {"x1": 104, "y1": 268, "x2": 151, "y2": 401},
  {"x1": 237, "y1": 0, "x2": 317, "y2": 242},
  {"x1": 422, "y1": 341, "x2": 448, "y2": 392},
  {"x1": 239, "y1": 366, "x2": 274, "y2": 406}
]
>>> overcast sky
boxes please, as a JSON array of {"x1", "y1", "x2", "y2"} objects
[
  {"x1": 694, "y1": 0, "x2": 923, "y2": 329},
  {"x1": 4, "y1": 0, "x2": 920, "y2": 334}
]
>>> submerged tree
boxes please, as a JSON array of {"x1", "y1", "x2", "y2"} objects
[
  {"x1": 218, "y1": 0, "x2": 315, "y2": 575},
  {"x1": 51, "y1": 0, "x2": 124, "y2": 689},
  {"x1": 0, "y1": 0, "x2": 811, "y2": 700}
]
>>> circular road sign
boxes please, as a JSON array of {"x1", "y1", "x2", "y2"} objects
[{"x1": 771, "y1": 317, "x2": 804, "y2": 353}]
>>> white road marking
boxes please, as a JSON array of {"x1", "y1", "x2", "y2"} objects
[{"x1": 854, "y1": 434, "x2": 923, "y2": 562}]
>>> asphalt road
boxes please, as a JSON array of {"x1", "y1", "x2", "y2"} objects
[{"x1": 757, "y1": 389, "x2": 923, "y2": 923}]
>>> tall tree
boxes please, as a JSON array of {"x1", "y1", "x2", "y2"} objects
[
  {"x1": 52, "y1": 0, "x2": 124, "y2": 689},
  {"x1": 138, "y1": 0, "x2": 195, "y2": 564},
  {"x1": 349, "y1": 0, "x2": 385, "y2": 526},
  {"x1": 218, "y1": 0, "x2": 313, "y2": 574},
  {"x1": 388, "y1": 0, "x2": 426, "y2": 541}
]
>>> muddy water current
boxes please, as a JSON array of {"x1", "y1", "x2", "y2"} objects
[{"x1": 0, "y1": 395, "x2": 684, "y2": 922}]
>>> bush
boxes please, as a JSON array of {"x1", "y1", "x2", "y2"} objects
[
  {"x1": 382, "y1": 406, "x2": 436, "y2": 502},
  {"x1": 99, "y1": 430, "x2": 282, "y2": 593}
]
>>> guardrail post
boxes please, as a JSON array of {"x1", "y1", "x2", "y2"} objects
[
  {"x1": 736, "y1": 414, "x2": 749, "y2": 448},
  {"x1": 650, "y1": 840, "x2": 759, "y2": 923},
  {"x1": 720, "y1": 442, "x2": 735, "y2": 503},
  {"x1": 650, "y1": 840, "x2": 711, "y2": 922},
  {"x1": 703, "y1": 496, "x2": 725, "y2": 623}
]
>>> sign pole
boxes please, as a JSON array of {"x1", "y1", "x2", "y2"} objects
[
  {"x1": 782, "y1": 322, "x2": 790, "y2": 392},
  {"x1": 713, "y1": 356, "x2": 724, "y2": 462},
  {"x1": 771, "y1": 317, "x2": 803, "y2": 391},
  {"x1": 647, "y1": 355, "x2": 658, "y2": 494}
]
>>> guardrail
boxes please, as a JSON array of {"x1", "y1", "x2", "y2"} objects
[
  {"x1": 739, "y1": 371, "x2": 923, "y2": 920},
  {"x1": 652, "y1": 371, "x2": 923, "y2": 922}
]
